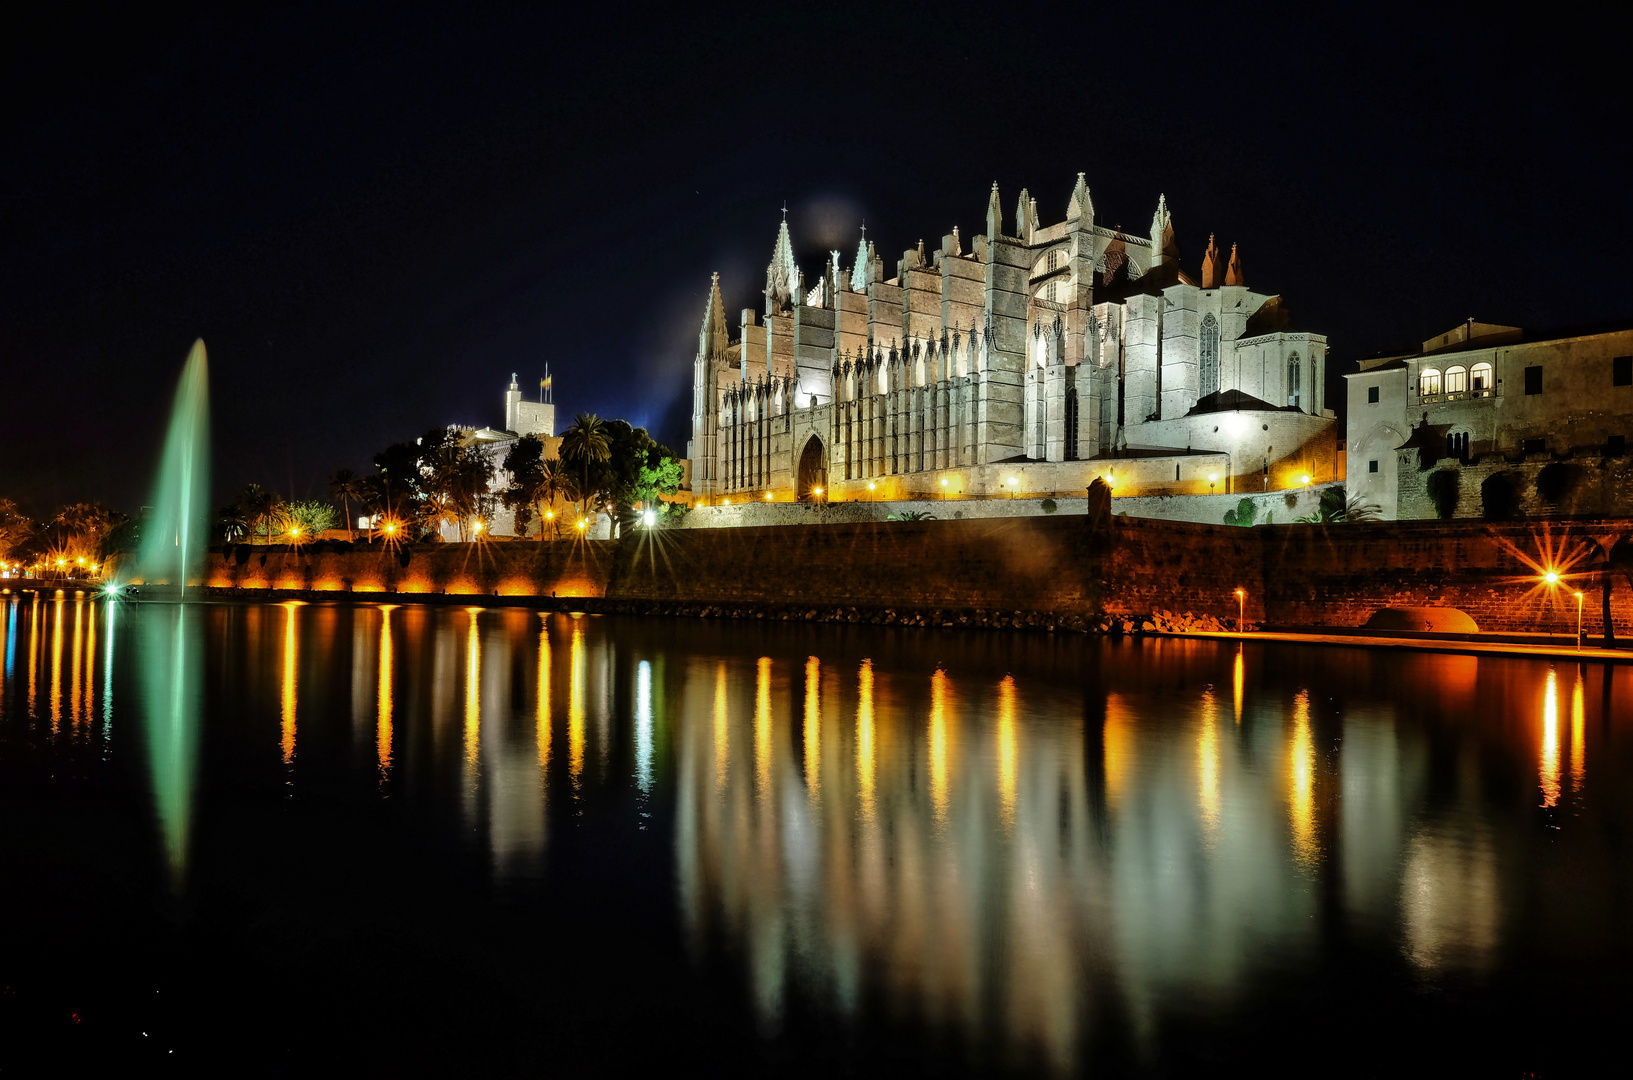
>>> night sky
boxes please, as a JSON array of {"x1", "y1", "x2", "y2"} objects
[{"x1": 4, "y1": 3, "x2": 1629, "y2": 515}]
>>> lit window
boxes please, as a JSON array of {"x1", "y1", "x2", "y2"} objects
[
  {"x1": 1419, "y1": 368, "x2": 1442, "y2": 396},
  {"x1": 1470, "y1": 362, "x2": 1493, "y2": 393},
  {"x1": 1445, "y1": 365, "x2": 1468, "y2": 394}
]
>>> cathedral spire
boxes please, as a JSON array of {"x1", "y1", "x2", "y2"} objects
[
  {"x1": 1150, "y1": 194, "x2": 1177, "y2": 268},
  {"x1": 766, "y1": 213, "x2": 799, "y2": 310},
  {"x1": 850, "y1": 226, "x2": 872, "y2": 293},
  {"x1": 1225, "y1": 243, "x2": 1245, "y2": 287},
  {"x1": 699, "y1": 272, "x2": 729, "y2": 358},
  {"x1": 1201, "y1": 234, "x2": 1224, "y2": 289},
  {"x1": 1067, "y1": 172, "x2": 1092, "y2": 225},
  {"x1": 986, "y1": 182, "x2": 1002, "y2": 240}
]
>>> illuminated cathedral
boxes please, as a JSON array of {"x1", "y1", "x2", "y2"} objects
[{"x1": 688, "y1": 177, "x2": 1339, "y2": 503}]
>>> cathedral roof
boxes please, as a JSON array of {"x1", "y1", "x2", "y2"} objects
[{"x1": 1185, "y1": 389, "x2": 1301, "y2": 416}]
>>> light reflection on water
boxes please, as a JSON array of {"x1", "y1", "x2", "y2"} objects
[{"x1": 2, "y1": 598, "x2": 1632, "y2": 1069}]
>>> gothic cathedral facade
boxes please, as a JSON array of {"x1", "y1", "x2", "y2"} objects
[{"x1": 689, "y1": 177, "x2": 1337, "y2": 503}]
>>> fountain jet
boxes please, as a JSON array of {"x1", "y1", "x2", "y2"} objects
[{"x1": 127, "y1": 339, "x2": 211, "y2": 596}]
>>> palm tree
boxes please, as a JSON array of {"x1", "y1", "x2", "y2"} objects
[
  {"x1": 538, "y1": 458, "x2": 575, "y2": 540},
  {"x1": 560, "y1": 413, "x2": 610, "y2": 524},
  {"x1": 236, "y1": 483, "x2": 283, "y2": 542},
  {"x1": 329, "y1": 468, "x2": 363, "y2": 541}
]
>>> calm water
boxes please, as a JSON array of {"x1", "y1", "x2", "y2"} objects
[{"x1": 1, "y1": 593, "x2": 1630, "y2": 1073}]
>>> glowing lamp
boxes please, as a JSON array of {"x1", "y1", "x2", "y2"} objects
[
  {"x1": 1544, "y1": 571, "x2": 1560, "y2": 585},
  {"x1": 473, "y1": 520, "x2": 484, "y2": 534},
  {"x1": 868, "y1": 482, "x2": 876, "y2": 491},
  {"x1": 813, "y1": 487, "x2": 823, "y2": 496},
  {"x1": 77, "y1": 557, "x2": 85, "y2": 564},
  {"x1": 723, "y1": 498, "x2": 731, "y2": 505},
  {"x1": 643, "y1": 509, "x2": 656, "y2": 527},
  {"x1": 577, "y1": 519, "x2": 588, "y2": 530},
  {"x1": 765, "y1": 492, "x2": 773, "y2": 501},
  {"x1": 1300, "y1": 474, "x2": 1312, "y2": 485},
  {"x1": 1208, "y1": 474, "x2": 1219, "y2": 484},
  {"x1": 546, "y1": 510, "x2": 554, "y2": 519},
  {"x1": 940, "y1": 478, "x2": 947, "y2": 486},
  {"x1": 290, "y1": 527, "x2": 301, "y2": 537}
]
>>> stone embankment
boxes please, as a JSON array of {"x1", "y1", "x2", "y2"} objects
[{"x1": 136, "y1": 512, "x2": 1633, "y2": 638}]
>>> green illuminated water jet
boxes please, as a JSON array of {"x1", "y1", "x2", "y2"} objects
[
  {"x1": 117, "y1": 339, "x2": 210, "y2": 890},
  {"x1": 127, "y1": 339, "x2": 211, "y2": 595}
]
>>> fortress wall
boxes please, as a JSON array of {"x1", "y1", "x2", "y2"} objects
[{"x1": 193, "y1": 516, "x2": 1633, "y2": 637}]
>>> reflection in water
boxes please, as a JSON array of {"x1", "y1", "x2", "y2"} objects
[
  {"x1": 1198, "y1": 690, "x2": 1221, "y2": 847},
  {"x1": 929, "y1": 668, "x2": 949, "y2": 826},
  {"x1": 50, "y1": 594, "x2": 63, "y2": 732},
  {"x1": 997, "y1": 675, "x2": 1017, "y2": 830},
  {"x1": 1541, "y1": 668, "x2": 1561, "y2": 808},
  {"x1": 280, "y1": 601, "x2": 301, "y2": 768},
  {"x1": 1570, "y1": 667, "x2": 1586, "y2": 793},
  {"x1": 570, "y1": 622, "x2": 587, "y2": 788},
  {"x1": 378, "y1": 605, "x2": 395, "y2": 777},
  {"x1": 1233, "y1": 643, "x2": 1244, "y2": 723},
  {"x1": 1402, "y1": 820, "x2": 1499, "y2": 971},
  {"x1": 136, "y1": 603, "x2": 202, "y2": 891},
  {"x1": 102, "y1": 597, "x2": 116, "y2": 729},
  {"x1": 636, "y1": 660, "x2": 653, "y2": 794},
  {"x1": 18, "y1": 604, "x2": 1624, "y2": 1069},
  {"x1": 537, "y1": 618, "x2": 551, "y2": 776},
  {"x1": 754, "y1": 657, "x2": 772, "y2": 802},
  {"x1": 1289, "y1": 689, "x2": 1318, "y2": 869},
  {"x1": 69, "y1": 596, "x2": 83, "y2": 727},
  {"x1": 856, "y1": 659, "x2": 875, "y2": 820},
  {"x1": 803, "y1": 657, "x2": 820, "y2": 799},
  {"x1": 464, "y1": 608, "x2": 482, "y2": 814}
]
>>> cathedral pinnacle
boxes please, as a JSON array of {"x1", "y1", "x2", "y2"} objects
[
  {"x1": 766, "y1": 213, "x2": 799, "y2": 310},
  {"x1": 1225, "y1": 243, "x2": 1245, "y2": 288},
  {"x1": 699, "y1": 272, "x2": 730, "y2": 358},
  {"x1": 986, "y1": 182, "x2": 1002, "y2": 240},
  {"x1": 1201, "y1": 234, "x2": 1224, "y2": 289}
]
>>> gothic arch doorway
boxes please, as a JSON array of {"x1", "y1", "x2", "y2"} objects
[{"x1": 797, "y1": 436, "x2": 827, "y2": 501}]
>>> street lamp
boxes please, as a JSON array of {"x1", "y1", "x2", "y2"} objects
[
  {"x1": 1209, "y1": 473, "x2": 1219, "y2": 495},
  {"x1": 1007, "y1": 476, "x2": 1018, "y2": 500},
  {"x1": 940, "y1": 477, "x2": 948, "y2": 501},
  {"x1": 1300, "y1": 474, "x2": 1312, "y2": 486},
  {"x1": 1235, "y1": 587, "x2": 1246, "y2": 632},
  {"x1": 1576, "y1": 590, "x2": 1585, "y2": 649}
]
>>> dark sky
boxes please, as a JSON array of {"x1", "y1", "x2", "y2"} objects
[{"x1": 4, "y1": 2, "x2": 1629, "y2": 514}]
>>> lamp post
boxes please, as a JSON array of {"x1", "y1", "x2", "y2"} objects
[
  {"x1": 1235, "y1": 587, "x2": 1246, "y2": 633},
  {"x1": 940, "y1": 477, "x2": 948, "y2": 501},
  {"x1": 1209, "y1": 473, "x2": 1218, "y2": 495},
  {"x1": 1576, "y1": 590, "x2": 1585, "y2": 649}
]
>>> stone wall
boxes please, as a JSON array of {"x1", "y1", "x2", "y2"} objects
[
  {"x1": 1397, "y1": 446, "x2": 1633, "y2": 521},
  {"x1": 188, "y1": 514, "x2": 1633, "y2": 638},
  {"x1": 682, "y1": 482, "x2": 1340, "y2": 529}
]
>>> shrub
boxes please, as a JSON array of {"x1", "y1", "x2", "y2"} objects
[
  {"x1": 1223, "y1": 498, "x2": 1257, "y2": 527},
  {"x1": 1426, "y1": 470, "x2": 1460, "y2": 519},
  {"x1": 1040, "y1": 498, "x2": 1057, "y2": 514}
]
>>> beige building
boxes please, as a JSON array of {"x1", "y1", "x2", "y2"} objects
[
  {"x1": 689, "y1": 177, "x2": 1339, "y2": 506},
  {"x1": 1346, "y1": 321, "x2": 1633, "y2": 520}
]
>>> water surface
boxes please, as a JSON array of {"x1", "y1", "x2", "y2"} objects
[{"x1": 1, "y1": 592, "x2": 1628, "y2": 1072}]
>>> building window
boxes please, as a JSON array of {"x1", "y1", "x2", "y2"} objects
[
  {"x1": 1524, "y1": 366, "x2": 1543, "y2": 395},
  {"x1": 1615, "y1": 356, "x2": 1632, "y2": 386},
  {"x1": 1287, "y1": 353, "x2": 1301, "y2": 409},
  {"x1": 1047, "y1": 250, "x2": 1059, "y2": 272},
  {"x1": 1367, "y1": 385, "x2": 1380, "y2": 403},
  {"x1": 1200, "y1": 314, "x2": 1220, "y2": 396},
  {"x1": 1368, "y1": 460, "x2": 1379, "y2": 473},
  {"x1": 1523, "y1": 437, "x2": 1546, "y2": 455},
  {"x1": 1047, "y1": 281, "x2": 1057, "y2": 303},
  {"x1": 1445, "y1": 365, "x2": 1468, "y2": 394},
  {"x1": 1470, "y1": 362, "x2": 1493, "y2": 394},
  {"x1": 1419, "y1": 367, "x2": 1442, "y2": 396},
  {"x1": 1609, "y1": 434, "x2": 1626, "y2": 456}
]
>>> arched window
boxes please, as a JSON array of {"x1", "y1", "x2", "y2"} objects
[
  {"x1": 1200, "y1": 314, "x2": 1220, "y2": 396},
  {"x1": 1419, "y1": 367, "x2": 1443, "y2": 397},
  {"x1": 1445, "y1": 365, "x2": 1468, "y2": 394},
  {"x1": 1287, "y1": 353, "x2": 1302, "y2": 409},
  {"x1": 1470, "y1": 362, "x2": 1494, "y2": 395}
]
